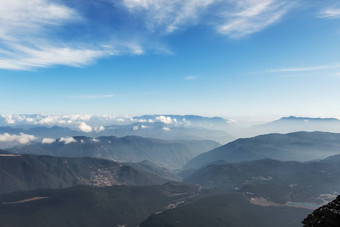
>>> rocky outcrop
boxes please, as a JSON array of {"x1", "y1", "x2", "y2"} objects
[{"x1": 303, "y1": 196, "x2": 340, "y2": 227}]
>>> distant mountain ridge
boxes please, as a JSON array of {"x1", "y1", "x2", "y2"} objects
[
  {"x1": 10, "y1": 135, "x2": 220, "y2": 169},
  {"x1": 184, "y1": 131, "x2": 340, "y2": 169},
  {"x1": 0, "y1": 126, "x2": 80, "y2": 137},
  {"x1": 252, "y1": 116, "x2": 340, "y2": 135},
  {"x1": 280, "y1": 116, "x2": 339, "y2": 121},
  {"x1": 0, "y1": 122, "x2": 233, "y2": 147},
  {"x1": 0, "y1": 153, "x2": 180, "y2": 194},
  {"x1": 134, "y1": 114, "x2": 230, "y2": 129},
  {"x1": 101, "y1": 123, "x2": 233, "y2": 143}
]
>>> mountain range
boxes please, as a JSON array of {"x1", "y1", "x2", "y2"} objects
[
  {"x1": 184, "y1": 155, "x2": 340, "y2": 204},
  {"x1": 10, "y1": 136, "x2": 220, "y2": 169},
  {"x1": 0, "y1": 123, "x2": 233, "y2": 148},
  {"x1": 252, "y1": 116, "x2": 340, "y2": 135},
  {"x1": 0, "y1": 151, "x2": 180, "y2": 194},
  {"x1": 184, "y1": 131, "x2": 340, "y2": 169}
]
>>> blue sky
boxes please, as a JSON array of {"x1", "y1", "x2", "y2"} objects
[{"x1": 1, "y1": 0, "x2": 340, "y2": 118}]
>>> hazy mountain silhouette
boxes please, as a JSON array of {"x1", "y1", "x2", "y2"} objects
[
  {"x1": 184, "y1": 132, "x2": 340, "y2": 169},
  {"x1": 11, "y1": 136, "x2": 220, "y2": 169}
]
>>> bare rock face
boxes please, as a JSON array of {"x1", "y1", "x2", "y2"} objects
[{"x1": 303, "y1": 196, "x2": 340, "y2": 227}]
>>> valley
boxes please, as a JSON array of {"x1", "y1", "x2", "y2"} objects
[{"x1": 1, "y1": 116, "x2": 340, "y2": 226}]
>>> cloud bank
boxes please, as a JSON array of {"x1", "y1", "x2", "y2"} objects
[{"x1": 0, "y1": 133, "x2": 36, "y2": 144}]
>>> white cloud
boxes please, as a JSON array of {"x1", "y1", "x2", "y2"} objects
[
  {"x1": 0, "y1": 0, "x2": 143, "y2": 70},
  {"x1": 0, "y1": 114, "x2": 132, "y2": 130},
  {"x1": 0, "y1": 0, "x2": 78, "y2": 37},
  {"x1": 162, "y1": 127, "x2": 171, "y2": 131},
  {"x1": 69, "y1": 114, "x2": 93, "y2": 121},
  {"x1": 121, "y1": 0, "x2": 216, "y2": 33},
  {"x1": 59, "y1": 137, "x2": 76, "y2": 144},
  {"x1": 0, "y1": 0, "x2": 99, "y2": 70},
  {"x1": 217, "y1": 0, "x2": 293, "y2": 38},
  {"x1": 41, "y1": 138, "x2": 55, "y2": 144},
  {"x1": 78, "y1": 122, "x2": 93, "y2": 133},
  {"x1": 185, "y1": 75, "x2": 196, "y2": 80},
  {"x1": 1, "y1": 114, "x2": 15, "y2": 124},
  {"x1": 141, "y1": 125, "x2": 149, "y2": 129},
  {"x1": 0, "y1": 45, "x2": 107, "y2": 70},
  {"x1": 120, "y1": 0, "x2": 294, "y2": 38},
  {"x1": 265, "y1": 63, "x2": 340, "y2": 73},
  {"x1": 94, "y1": 125, "x2": 105, "y2": 132},
  {"x1": 38, "y1": 115, "x2": 60, "y2": 125},
  {"x1": 0, "y1": 0, "x2": 297, "y2": 70},
  {"x1": 25, "y1": 117, "x2": 35, "y2": 123},
  {"x1": 0, "y1": 133, "x2": 36, "y2": 144},
  {"x1": 318, "y1": 8, "x2": 340, "y2": 19},
  {"x1": 92, "y1": 138, "x2": 100, "y2": 142},
  {"x1": 156, "y1": 115, "x2": 174, "y2": 124},
  {"x1": 133, "y1": 125, "x2": 139, "y2": 130}
]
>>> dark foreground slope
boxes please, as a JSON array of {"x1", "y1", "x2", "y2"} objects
[
  {"x1": 303, "y1": 195, "x2": 340, "y2": 227},
  {"x1": 0, "y1": 153, "x2": 179, "y2": 194},
  {"x1": 184, "y1": 131, "x2": 340, "y2": 169},
  {"x1": 11, "y1": 136, "x2": 220, "y2": 169},
  {"x1": 140, "y1": 193, "x2": 310, "y2": 227},
  {"x1": 0, "y1": 183, "x2": 204, "y2": 227},
  {"x1": 184, "y1": 155, "x2": 340, "y2": 204}
]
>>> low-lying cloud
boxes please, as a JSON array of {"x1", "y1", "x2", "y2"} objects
[
  {"x1": 78, "y1": 122, "x2": 93, "y2": 133},
  {"x1": 0, "y1": 133, "x2": 36, "y2": 144},
  {"x1": 59, "y1": 137, "x2": 76, "y2": 144},
  {"x1": 41, "y1": 138, "x2": 55, "y2": 144}
]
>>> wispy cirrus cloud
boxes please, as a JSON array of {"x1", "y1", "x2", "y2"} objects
[
  {"x1": 120, "y1": 0, "x2": 295, "y2": 37},
  {"x1": 0, "y1": 0, "x2": 144, "y2": 70},
  {"x1": 0, "y1": 0, "x2": 298, "y2": 70},
  {"x1": 121, "y1": 0, "x2": 217, "y2": 33},
  {"x1": 217, "y1": 0, "x2": 294, "y2": 38},
  {"x1": 0, "y1": 45, "x2": 108, "y2": 70},
  {"x1": 265, "y1": 63, "x2": 340, "y2": 73},
  {"x1": 318, "y1": 8, "x2": 340, "y2": 19},
  {"x1": 0, "y1": 0, "x2": 104, "y2": 70}
]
